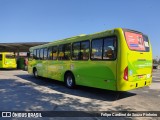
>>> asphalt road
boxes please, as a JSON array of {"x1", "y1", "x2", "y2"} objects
[{"x1": 0, "y1": 69, "x2": 160, "y2": 120}]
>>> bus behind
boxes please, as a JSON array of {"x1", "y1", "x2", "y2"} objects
[{"x1": 0, "y1": 52, "x2": 17, "y2": 69}]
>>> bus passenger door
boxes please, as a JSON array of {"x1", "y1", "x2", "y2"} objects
[{"x1": 36, "y1": 48, "x2": 48, "y2": 77}]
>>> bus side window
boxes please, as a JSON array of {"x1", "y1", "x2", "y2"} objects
[
  {"x1": 113, "y1": 39, "x2": 117, "y2": 59},
  {"x1": 33, "y1": 49, "x2": 37, "y2": 59},
  {"x1": 64, "y1": 43, "x2": 71, "y2": 60},
  {"x1": 58, "y1": 45, "x2": 64, "y2": 60},
  {"x1": 52, "y1": 46, "x2": 57, "y2": 60},
  {"x1": 78, "y1": 52, "x2": 83, "y2": 60},
  {"x1": 40, "y1": 48, "x2": 44, "y2": 60},
  {"x1": 72, "y1": 41, "x2": 89, "y2": 60},
  {"x1": 44, "y1": 48, "x2": 48, "y2": 60},
  {"x1": 91, "y1": 37, "x2": 116, "y2": 60},
  {"x1": 81, "y1": 41, "x2": 89, "y2": 60},
  {"x1": 103, "y1": 37, "x2": 116, "y2": 60},
  {"x1": 36, "y1": 49, "x2": 40, "y2": 60},
  {"x1": 47, "y1": 47, "x2": 53, "y2": 60},
  {"x1": 91, "y1": 39, "x2": 103, "y2": 60},
  {"x1": 72, "y1": 42, "x2": 80, "y2": 60},
  {"x1": 58, "y1": 44, "x2": 71, "y2": 60}
]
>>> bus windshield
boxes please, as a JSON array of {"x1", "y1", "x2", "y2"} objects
[
  {"x1": 5, "y1": 54, "x2": 15, "y2": 59},
  {"x1": 124, "y1": 31, "x2": 150, "y2": 52}
]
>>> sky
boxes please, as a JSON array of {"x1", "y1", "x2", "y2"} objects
[{"x1": 0, "y1": 0, "x2": 159, "y2": 58}]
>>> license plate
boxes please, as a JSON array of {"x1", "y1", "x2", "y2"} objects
[{"x1": 138, "y1": 75, "x2": 144, "y2": 79}]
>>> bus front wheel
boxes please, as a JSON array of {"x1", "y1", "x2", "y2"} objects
[{"x1": 64, "y1": 72, "x2": 75, "y2": 88}]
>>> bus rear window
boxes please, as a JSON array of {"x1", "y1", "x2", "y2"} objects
[
  {"x1": 6, "y1": 54, "x2": 15, "y2": 59},
  {"x1": 124, "y1": 31, "x2": 150, "y2": 52}
]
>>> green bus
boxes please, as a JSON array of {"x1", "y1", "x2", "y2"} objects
[
  {"x1": 0, "y1": 52, "x2": 17, "y2": 69},
  {"x1": 28, "y1": 28, "x2": 152, "y2": 91}
]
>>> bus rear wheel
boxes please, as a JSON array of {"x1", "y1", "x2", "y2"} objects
[
  {"x1": 64, "y1": 72, "x2": 75, "y2": 88},
  {"x1": 33, "y1": 68, "x2": 38, "y2": 78}
]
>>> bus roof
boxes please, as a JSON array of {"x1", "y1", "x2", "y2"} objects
[
  {"x1": 30, "y1": 28, "x2": 147, "y2": 51},
  {"x1": 30, "y1": 28, "x2": 120, "y2": 50}
]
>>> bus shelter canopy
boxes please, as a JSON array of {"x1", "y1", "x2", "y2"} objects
[{"x1": 0, "y1": 42, "x2": 48, "y2": 52}]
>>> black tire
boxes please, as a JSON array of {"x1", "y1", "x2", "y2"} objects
[
  {"x1": 33, "y1": 68, "x2": 38, "y2": 78},
  {"x1": 64, "y1": 72, "x2": 75, "y2": 88}
]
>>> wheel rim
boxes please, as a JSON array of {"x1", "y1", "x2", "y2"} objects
[{"x1": 67, "y1": 76, "x2": 72, "y2": 86}]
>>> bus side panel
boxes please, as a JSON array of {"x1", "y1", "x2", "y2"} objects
[
  {"x1": 47, "y1": 60, "x2": 59, "y2": 80},
  {"x1": 71, "y1": 60, "x2": 117, "y2": 91},
  {"x1": 47, "y1": 60, "x2": 71, "y2": 81},
  {"x1": 33, "y1": 60, "x2": 48, "y2": 78}
]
